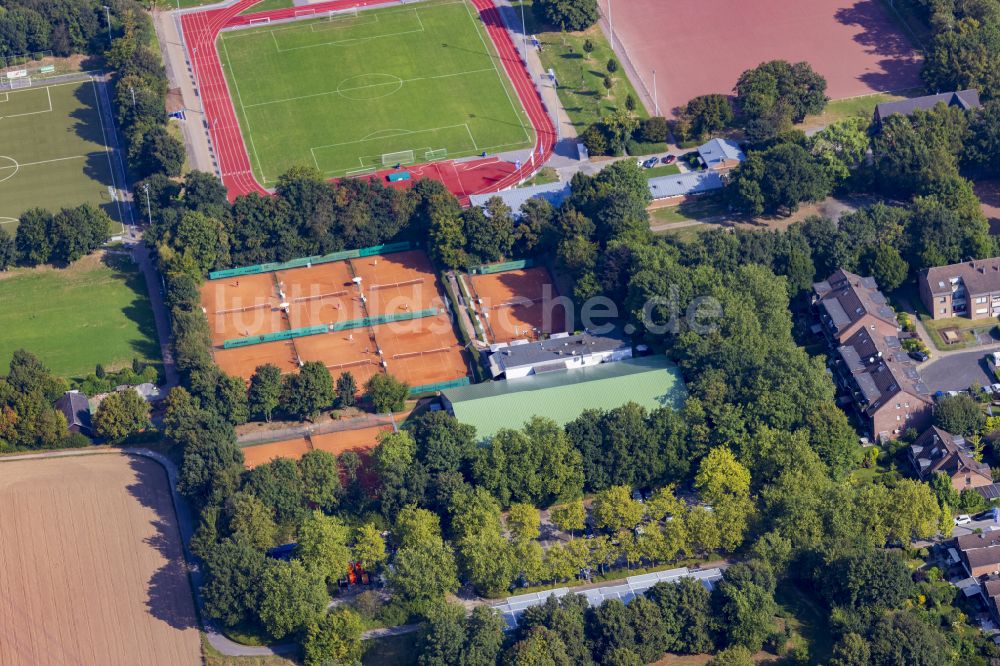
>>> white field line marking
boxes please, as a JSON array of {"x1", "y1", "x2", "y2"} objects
[
  {"x1": 308, "y1": 12, "x2": 380, "y2": 34},
  {"x1": 461, "y1": 0, "x2": 531, "y2": 143},
  {"x1": 274, "y1": 26, "x2": 425, "y2": 53},
  {"x1": 0, "y1": 85, "x2": 53, "y2": 120},
  {"x1": 221, "y1": 37, "x2": 266, "y2": 185},
  {"x1": 223, "y1": 0, "x2": 466, "y2": 40},
  {"x1": 243, "y1": 68, "x2": 494, "y2": 108},
  {"x1": 88, "y1": 77, "x2": 124, "y2": 226},
  {"x1": 0, "y1": 93, "x2": 8, "y2": 103},
  {"x1": 464, "y1": 123, "x2": 478, "y2": 150},
  {"x1": 310, "y1": 123, "x2": 472, "y2": 152},
  {"x1": 2, "y1": 154, "x2": 86, "y2": 169}
]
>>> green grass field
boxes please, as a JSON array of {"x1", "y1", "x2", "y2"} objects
[
  {"x1": 0, "y1": 78, "x2": 124, "y2": 232},
  {"x1": 0, "y1": 251, "x2": 160, "y2": 379},
  {"x1": 218, "y1": 0, "x2": 534, "y2": 182}
]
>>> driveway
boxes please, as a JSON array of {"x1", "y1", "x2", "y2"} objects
[
  {"x1": 918, "y1": 348, "x2": 998, "y2": 392},
  {"x1": 952, "y1": 517, "x2": 1000, "y2": 538}
]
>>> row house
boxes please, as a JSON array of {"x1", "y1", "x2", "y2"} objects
[{"x1": 919, "y1": 257, "x2": 1000, "y2": 321}]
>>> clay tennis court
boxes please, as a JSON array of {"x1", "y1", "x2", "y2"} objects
[
  {"x1": 203, "y1": 250, "x2": 470, "y2": 389},
  {"x1": 470, "y1": 266, "x2": 568, "y2": 344},
  {"x1": 214, "y1": 339, "x2": 298, "y2": 380},
  {"x1": 374, "y1": 313, "x2": 471, "y2": 387},
  {"x1": 605, "y1": 0, "x2": 922, "y2": 115},
  {"x1": 0, "y1": 453, "x2": 200, "y2": 665},
  {"x1": 200, "y1": 272, "x2": 285, "y2": 345},
  {"x1": 294, "y1": 327, "x2": 383, "y2": 389},
  {"x1": 277, "y1": 262, "x2": 365, "y2": 329},
  {"x1": 352, "y1": 250, "x2": 444, "y2": 317},
  {"x1": 241, "y1": 425, "x2": 393, "y2": 469}
]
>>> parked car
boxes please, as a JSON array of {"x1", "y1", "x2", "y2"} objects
[
  {"x1": 661, "y1": 154, "x2": 676, "y2": 164},
  {"x1": 991, "y1": 383, "x2": 1000, "y2": 393},
  {"x1": 955, "y1": 514, "x2": 973, "y2": 526},
  {"x1": 908, "y1": 350, "x2": 929, "y2": 362},
  {"x1": 642, "y1": 157, "x2": 659, "y2": 168},
  {"x1": 974, "y1": 508, "x2": 1000, "y2": 522}
]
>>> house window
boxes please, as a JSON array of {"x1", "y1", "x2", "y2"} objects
[
  {"x1": 896, "y1": 415, "x2": 901, "y2": 421},
  {"x1": 940, "y1": 297, "x2": 947, "y2": 303},
  {"x1": 904, "y1": 403, "x2": 909, "y2": 408},
  {"x1": 941, "y1": 308, "x2": 948, "y2": 314},
  {"x1": 977, "y1": 296, "x2": 988, "y2": 304}
]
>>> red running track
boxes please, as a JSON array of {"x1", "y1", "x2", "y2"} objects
[{"x1": 179, "y1": 0, "x2": 556, "y2": 203}]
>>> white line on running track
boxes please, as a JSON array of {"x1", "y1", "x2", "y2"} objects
[
  {"x1": 461, "y1": 0, "x2": 531, "y2": 144},
  {"x1": 221, "y1": 37, "x2": 267, "y2": 184},
  {"x1": 242, "y1": 68, "x2": 496, "y2": 108}
]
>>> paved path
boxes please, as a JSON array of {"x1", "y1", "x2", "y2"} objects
[
  {"x1": 130, "y1": 241, "x2": 179, "y2": 389},
  {"x1": 152, "y1": 9, "x2": 218, "y2": 176}
]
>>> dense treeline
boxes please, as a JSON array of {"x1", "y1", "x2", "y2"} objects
[
  {"x1": 0, "y1": 0, "x2": 109, "y2": 58},
  {"x1": 916, "y1": 0, "x2": 1000, "y2": 100},
  {"x1": 8, "y1": 204, "x2": 112, "y2": 268}
]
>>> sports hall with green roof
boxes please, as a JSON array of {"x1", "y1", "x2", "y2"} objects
[{"x1": 441, "y1": 356, "x2": 687, "y2": 441}]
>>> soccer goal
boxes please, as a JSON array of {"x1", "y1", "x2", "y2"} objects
[
  {"x1": 382, "y1": 149, "x2": 415, "y2": 167},
  {"x1": 248, "y1": 16, "x2": 271, "y2": 26},
  {"x1": 327, "y1": 6, "x2": 359, "y2": 20},
  {"x1": 424, "y1": 148, "x2": 448, "y2": 162},
  {"x1": 1, "y1": 75, "x2": 31, "y2": 90}
]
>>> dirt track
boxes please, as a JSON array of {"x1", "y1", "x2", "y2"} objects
[{"x1": 0, "y1": 453, "x2": 200, "y2": 666}]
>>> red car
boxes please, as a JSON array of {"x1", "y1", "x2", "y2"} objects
[{"x1": 662, "y1": 154, "x2": 676, "y2": 164}]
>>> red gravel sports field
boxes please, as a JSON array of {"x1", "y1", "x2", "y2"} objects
[{"x1": 605, "y1": 0, "x2": 922, "y2": 114}]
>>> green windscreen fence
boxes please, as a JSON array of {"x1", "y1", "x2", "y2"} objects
[
  {"x1": 222, "y1": 308, "x2": 441, "y2": 349},
  {"x1": 331, "y1": 308, "x2": 440, "y2": 332},
  {"x1": 470, "y1": 258, "x2": 534, "y2": 275},
  {"x1": 222, "y1": 325, "x2": 328, "y2": 349},
  {"x1": 209, "y1": 241, "x2": 412, "y2": 280},
  {"x1": 409, "y1": 377, "x2": 471, "y2": 395}
]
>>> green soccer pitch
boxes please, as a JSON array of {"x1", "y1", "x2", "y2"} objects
[
  {"x1": 217, "y1": 0, "x2": 534, "y2": 182},
  {"x1": 0, "y1": 77, "x2": 125, "y2": 234}
]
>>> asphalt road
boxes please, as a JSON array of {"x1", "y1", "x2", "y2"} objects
[{"x1": 918, "y1": 348, "x2": 997, "y2": 393}]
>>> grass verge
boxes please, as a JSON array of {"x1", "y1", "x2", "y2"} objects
[{"x1": 0, "y1": 251, "x2": 161, "y2": 379}]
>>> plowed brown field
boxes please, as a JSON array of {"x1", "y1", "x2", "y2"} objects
[{"x1": 0, "y1": 453, "x2": 200, "y2": 666}]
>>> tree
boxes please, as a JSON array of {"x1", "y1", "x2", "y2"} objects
[
  {"x1": 227, "y1": 492, "x2": 277, "y2": 551},
  {"x1": 0, "y1": 230, "x2": 15, "y2": 271},
  {"x1": 707, "y1": 646, "x2": 754, "y2": 666},
  {"x1": 829, "y1": 633, "x2": 870, "y2": 666},
  {"x1": 14, "y1": 208, "x2": 53, "y2": 266},
  {"x1": 296, "y1": 510, "x2": 352, "y2": 585},
  {"x1": 243, "y1": 457, "x2": 306, "y2": 524},
  {"x1": 353, "y1": 523, "x2": 387, "y2": 571},
  {"x1": 734, "y1": 60, "x2": 827, "y2": 141},
  {"x1": 473, "y1": 417, "x2": 584, "y2": 507},
  {"x1": 303, "y1": 609, "x2": 363, "y2": 666},
  {"x1": 201, "y1": 538, "x2": 267, "y2": 627},
  {"x1": 675, "y1": 94, "x2": 734, "y2": 142},
  {"x1": 92, "y1": 389, "x2": 150, "y2": 442},
  {"x1": 637, "y1": 116, "x2": 670, "y2": 144},
  {"x1": 825, "y1": 549, "x2": 913, "y2": 612},
  {"x1": 175, "y1": 410, "x2": 244, "y2": 508},
  {"x1": 298, "y1": 449, "x2": 341, "y2": 512},
  {"x1": 140, "y1": 126, "x2": 186, "y2": 177},
  {"x1": 712, "y1": 564, "x2": 776, "y2": 652},
  {"x1": 606, "y1": 58, "x2": 617, "y2": 74},
  {"x1": 921, "y1": 18, "x2": 1000, "y2": 102},
  {"x1": 257, "y1": 560, "x2": 328, "y2": 640},
  {"x1": 463, "y1": 606, "x2": 505, "y2": 666},
  {"x1": 336, "y1": 371, "x2": 357, "y2": 408},
  {"x1": 280, "y1": 361, "x2": 334, "y2": 421},
  {"x1": 533, "y1": 0, "x2": 599, "y2": 31},
  {"x1": 365, "y1": 373, "x2": 409, "y2": 413},
  {"x1": 550, "y1": 499, "x2": 586, "y2": 537},
  {"x1": 389, "y1": 536, "x2": 460, "y2": 612},
  {"x1": 587, "y1": 599, "x2": 636, "y2": 662},
  {"x1": 728, "y1": 144, "x2": 830, "y2": 215},
  {"x1": 627, "y1": 595, "x2": 669, "y2": 663},
  {"x1": 592, "y1": 485, "x2": 644, "y2": 532},
  {"x1": 810, "y1": 117, "x2": 870, "y2": 185},
  {"x1": 868, "y1": 611, "x2": 949, "y2": 666},
  {"x1": 934, "y1": 393, "x2": 985, "y2": 435},
  {"x1": 248, "y1": 364, "x2": 282, "y2": 422},
  {"x1": 646, "y1": 577, "x2": 715, "y2": 654},
  {"x1": 418, "y1": 602, "x2": 467, "y2": 666},
  {"x1": 507, "y1": 503, "x2": 541, "y2": 544},
  {"x1": 503, "y1": 626, "x2": 572, "y2": 666}
]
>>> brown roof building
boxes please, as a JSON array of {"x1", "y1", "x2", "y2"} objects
[
  {"x1": 961, "y1": 544, "x2": 1000, "y2": 579},
  {"x1": 909, "y1": 426, "x2": 993, "y2": 491},
  {"x1": 813, "y1": 269, "x2": 898, "y2": 344},
  {"x1": 816, "y1": 270, "x2": 931, "y2": 442},
  {"x1": 919, "y1": 257, "x2": 1000, "y2": 320}
]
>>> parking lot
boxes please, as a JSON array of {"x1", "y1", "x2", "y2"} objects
[{"x1": 920, "y1": 348, "x2": 1000, "y2": 393}]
